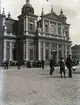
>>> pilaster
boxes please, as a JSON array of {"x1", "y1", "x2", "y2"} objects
[
  {"x1": 38, "y1": 42, "x2": 41, "y2": 60},
  {"x1": 10, "y1": 42, "x2": 13, "y2": 61},
  {"x1": 3, "y1": 41, "x2": 6, "y2": 61},
  {"x1": 43, "y1": 42, "x2": 45, "y2": 60},
  {"x1": 26, "y1": 16, "x2": 28, "y2": 35},
  {"x1": 26, "y1": 39, "x2": 29, "y2": 60},
  {"x1": 65, "y1": 45, "x2": 67, "y2": 59},
  {"x1": 56, "y1": 44, "x2": 59, "y2": 63}
]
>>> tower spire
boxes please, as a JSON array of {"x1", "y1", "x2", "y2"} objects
[
  {"x1": 2, "y1": 8, "x2": 5, "y2": 15},
  {"x1": 41, "y1": 8, "x2": 44, "y2": 16},
  {"x1": 51, "y1": 5, "x2": 54, "y2": 13},
  {"x1": 60, "y1": 9, "x2": 63, "y2": 14}
]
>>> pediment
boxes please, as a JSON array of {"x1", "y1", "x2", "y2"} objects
[{"x1": 43, "y1": 12, "x2": 61, "y2": 22}]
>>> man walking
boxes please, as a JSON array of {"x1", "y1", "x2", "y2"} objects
[
  {"x1": 41, "y1": 58, "x2": 44, "y2": 69},
  {"x1": 66, "y1": 54, "x2": 73, "y2": 78},
  {"x1": 4, "y1": 60, "x2": 8, "y2": 69},
  {"x1": 59, "y1": 58, "x2": 66, "y2": 78},
  {"x1": 50, "y1": 57, "x2": 55, "y2": 75}
]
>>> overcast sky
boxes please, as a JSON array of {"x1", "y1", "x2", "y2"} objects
[{"x1": 1, "y1": 0, "x2": 80, "y2": 45}]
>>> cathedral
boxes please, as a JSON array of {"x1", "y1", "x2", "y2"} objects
[{"x1": 0, "y1": 0, "x2": 71, "y2": 65}]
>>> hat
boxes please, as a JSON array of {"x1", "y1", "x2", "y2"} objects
[{"x1": 69, "y1": 53, "x2": 71, "y2": 56}]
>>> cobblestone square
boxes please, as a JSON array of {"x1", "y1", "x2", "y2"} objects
[{"x1": 0, "y1": 66, "x2": 80, "y2": 105}]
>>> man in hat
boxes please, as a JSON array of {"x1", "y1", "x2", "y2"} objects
[
  {"x1": 59, "y1": 57, "x2": 66, "y2": 78},
  {"x1": 66, "y1": 54, "x2": 73, "y2": 78},
  {"x1": 50, "y1": 56, "x2": 55, "y2": 75}
]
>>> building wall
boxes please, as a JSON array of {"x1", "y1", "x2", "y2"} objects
[
  {"x1": 71, "y1": 45, "x2": 80, "y2": 63},
  {"x1": 0, "y1": 6, "x2": 71, "y2": 65}
]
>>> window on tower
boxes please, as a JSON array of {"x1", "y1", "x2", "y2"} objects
[
  {"x1": 45, "y1": 24, "x2": 48, "y2": 33},
  {"x1": 30, "y1": 23, "x2": 33, "y2": 30}
]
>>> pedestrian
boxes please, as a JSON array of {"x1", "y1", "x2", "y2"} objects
[
  {"x1": 17, "y1": 61, "x2": 20, "y2": 69},
  {"x1": 59, "y1": 57, "x2": 66, "y2": 78},
  {"x1": 66, "y1": 54, "x2": 73, "y2": 78},
  {"x1": 27, "y1": 60, "x2": 31, "y2": 68},
  {"x1": 41, "y1": 58, "x2": 44, "y2": 69},
  {"x1": 50, "y1": 57, "x2": 55, "y2": 75},
  {"x1": 4, "y1": 60, "x2": 8, "y2": 69}
]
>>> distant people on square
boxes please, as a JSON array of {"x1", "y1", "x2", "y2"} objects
[
  {"x1": 59, "y1": 57, "x2": 66, "y2": 78},
  {"x1": 50, "y1": 56, "x2": 55, "y2": 75},
  {"x1": 66, "y1": 54, "x2": 73, "y2": 78},
  {"x1": 26, "y1": 60, "x2": 31, "y2": 68},
  {"x1": 41, "y1": 58, "x2": 44, "y2": 69}
]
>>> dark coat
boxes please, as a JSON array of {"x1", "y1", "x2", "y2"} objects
[
  {"x1": 66, "y1": 57, "x2": 73, "y2": 68},
  {"x1": 59, "y1": 59, "x2": 65, "y2": 69},
  {"x1": 50, "y1": 59, "x2": 55, "y2": 67}
]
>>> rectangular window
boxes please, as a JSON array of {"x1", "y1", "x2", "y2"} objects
[
  {"x1": 30, "y1": 49, "x2": 33, "y2": 60},
  {"x1": 45, "y1": 25, "x2": 48, "y2": 33},
  {"x1": 58, "y1": 27, "x2": 61, "y2": 34},
  {"x1": 30, "y1": 24, "x2": 33, "y2": 30}
]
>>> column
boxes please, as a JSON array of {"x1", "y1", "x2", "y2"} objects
[
  {"x1": 48, "y1": 21, "x2": 50, "y2": 34},
  {"x1": 3, "y1": 41, "x2": 6, "y2": 61},
  {"x1": 43, "y1": 42, "x2": 45, "y2": 60},
  {"x1": 65, "y1": 45, "x2": 67, "y2": 59},
  {"x1": 24, "y1": 16, "x2": 26, "y2": 35},
  {"x1": 56, "y1": 23, "x2": 58, "y2": 35},
  {"x1": 38, "y1": 42, "x2": 41, "y2": 60},
  {"x1": 24, "y1": 42, "x2": 25, "y2": 60},
  {"x1": 10, "y1": 42, "x2": 13, "y2": 61},
  {"x1": 35, "y1": 18, "x2": 37, "y2": 31},
  {"x1": 61, "y1": 24, "x2": 63, "y2": 35},
  {"x1": 62, "y1": 44, "x2": 64, "y2": 58},
  {"x1": 49, "y1": 43, "x2": 51, "y2": 59},
  {"x1": 26, "y1": 39, "x2": 28, "y2": 60},
  {"x1": 69, "y1": 45, "x2": 71, "y2": 54},
  {"x1": 56, "y1": 44, "x2": 59, "y2": 63},
  {"x1": 42, "y1": 19, "x2": 45, "y2": 36},
  {"x1": 26, "y1": 16, "x2": 28, "y2": 35}
]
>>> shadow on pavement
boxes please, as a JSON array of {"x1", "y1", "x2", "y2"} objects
[
  {"x1": 46, "y1": 75, "x2": 61, "y2": 78},
  {"x1": 73, "y1": 72, "x2": 80, "y2": 74}
]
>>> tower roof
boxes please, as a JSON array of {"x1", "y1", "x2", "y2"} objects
[
  {"x1": 59, "y1": 9, "x2": 67, "y2": 19},
  {"x1": 22, "y1": 0, "x2": 34, "y2": 15}
]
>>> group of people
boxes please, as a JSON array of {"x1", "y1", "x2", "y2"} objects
[
  {"x1": 49, "y1": 54, "x2": 73, "y2": 78},
  {"x1": 1, "y1": 60, "x2": 9, "y2": 69}
]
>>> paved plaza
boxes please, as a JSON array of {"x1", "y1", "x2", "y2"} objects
[{"x1": 0, "y1": 66, "x2": 80, "y2": 105}]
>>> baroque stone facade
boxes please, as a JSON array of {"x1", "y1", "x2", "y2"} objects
[{"x1": 0, "y1": 0, "x2": 71, "y2": 64}]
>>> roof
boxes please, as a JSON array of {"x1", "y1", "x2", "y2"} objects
[
  {"x1": 41, "y1": 12, "x2": 70, "y2": 25},
  {"x1": 71, "y1": 45, "x2": 80, "y2": 49},
  {"x1": 41, "y1": 12, "x2": 62, "y2": 22},
  {"x1": 5, "y1": 18, "x2": 18, "y2": 34},
  {"x1": 23, "y1": 2, "x2": 33, "y2": 8}
]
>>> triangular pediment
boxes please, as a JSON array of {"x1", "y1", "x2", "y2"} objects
[{"x1": 43, "y1": 12, "x2": 61, "y2": 22}]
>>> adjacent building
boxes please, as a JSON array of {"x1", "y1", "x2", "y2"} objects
[
  {"x1": 71, "y1": 44, "x2": 80, "y2": 63},
  {"x1": 0, "y1": 0, "x2": 71, "y2": 65}
]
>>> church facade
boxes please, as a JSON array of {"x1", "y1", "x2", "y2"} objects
[{"x1": 0, "y1": 0, "x2": 71, "y2": 64}]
